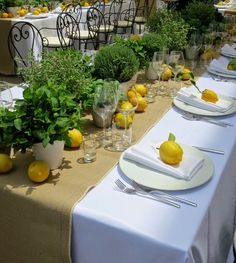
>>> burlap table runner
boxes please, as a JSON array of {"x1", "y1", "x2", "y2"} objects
[
  {"x1": 0, "y1": 95, "x2": 172, "y2": 263},
  {"x1": 0, "y1": 18, "x2": 16, "y2": 75}
]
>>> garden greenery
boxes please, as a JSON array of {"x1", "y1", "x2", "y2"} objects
[{"x1": 146, "y1": 9, "x2": 190, "y2": 51}]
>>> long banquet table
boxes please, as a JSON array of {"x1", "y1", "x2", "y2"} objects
[{"x1": 71, "y1": 71, "x2": 236, "y2": 263}]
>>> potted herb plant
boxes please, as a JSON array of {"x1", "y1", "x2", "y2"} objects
[
  {"x1": 5, "y1": 81, "x2": 83, "y2": 169},
  {"x1": 6, "y1": 0, "x2": 23, "y2": 15},
  {"x1": 20, "y1": 49, "x2": 96, "y2": 114}
]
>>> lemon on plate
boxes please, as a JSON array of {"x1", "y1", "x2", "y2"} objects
[
  {"x1": 28, "y1": 160, "x2": 50, "y2": 183},
  {"x1": 0, "y1": 154, "x2": 13, "y2": 174},
  {"x1": 159, "y1": 133, "x2": 183, "y2": 165}
]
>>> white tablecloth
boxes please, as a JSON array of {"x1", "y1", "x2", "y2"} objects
[{"x1": 71, "y1": 73, "x2": 236, "y2": 263}]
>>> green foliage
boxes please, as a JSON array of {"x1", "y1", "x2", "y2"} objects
[
  {"x1": 94, "y1": 45, "x2": 139, "y2": 82},
  {"x1": 1, "y1": 81, "x2": 84, "y2": 153},
  {"x1": 113, "y1": 35, "x2": 147, "y2": 68},
  {"x1": 182, "y1": 0, "x2": 217, "y2": 34},
  {"x1": 5, "y1": 0, "x2": 23, "y2": 7},
  {"x1": 20, "y1": 49, "x2": 96, "y2": 112},
  {"x1": 0, "y1": 0, "x2": 6, "y2": 11},
  {"x1": 146, "y1": 9, "x2": 190, "y2": 51},
  {"x1": 141, "y1": 33, "x2": 169, "y2": 61}
]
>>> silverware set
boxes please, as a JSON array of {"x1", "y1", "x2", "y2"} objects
[
  {"x1": 182, "y1": 112, "x2": 233, "y2": 127},
  {"x1": 115, "y1": 179, "x2": 197, "y2": 208}
]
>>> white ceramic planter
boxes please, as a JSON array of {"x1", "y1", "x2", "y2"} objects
[
  {"x1": 32, "y1": 140, "x2": 65, "y2": 169},
  {"x1": 7, "y1": 7, "x2": 19, "y2": 16}
]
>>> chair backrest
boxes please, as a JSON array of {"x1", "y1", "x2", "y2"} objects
[
  {"x1": 67, "y1": 4, "x2": 83, "y2": 22},
  {"x1": 87, "y1": 6, "x2": 106, "y2": 48},
  {"x1": 8, "y1": 21, "x2": 44, "y2": 70},
  {"x1": 56, "y1": 12, "x2": 81, "y2": 49},
  {"x1": 136, "y1": 0, "x2": 155, "y2": 18},
  {"x1": 105, "y1": 0, "x2": 123, "y2": 26}
]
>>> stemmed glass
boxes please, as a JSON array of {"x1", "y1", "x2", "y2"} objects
[
  {"x1": 93, "y1": 80, "x2": 118, "y2": 146},
  {"x1": 0, "y1": 81, "x2": 13, "y2": 109},
  {"x1": 168, "y1": 51, "x2": 185, "y2": 98},
  {"x1": 151, "y1": 51, "x2": 165, "y2": 95},
  {"x1": 105, "y1": 89, "x2": 139, "y2": 152}
]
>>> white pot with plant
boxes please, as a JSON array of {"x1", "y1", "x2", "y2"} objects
[{"x1": 8, "y1": 81, "x2": 83, "y2": 169}]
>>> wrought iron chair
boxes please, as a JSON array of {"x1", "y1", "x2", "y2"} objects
[
  {"x1": 86, "y1": 6, "x2": 110, "y2": 49},
  {"x1": 8, "y1": 21, "x2": 45, "y2": 71},
  {"x1": 57, "y1": 12, "x2": 96, "y2": 50},
  {"x1": 133, "y1": 0, "x2": 155, "y2": 34},
  {"x1": 115, "y1": 0, "x2": 136, "y2": 35}
]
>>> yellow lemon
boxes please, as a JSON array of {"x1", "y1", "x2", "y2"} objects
[
  {"x1": 0, "y1": 154, "x2": 13, "y2": 174},
  {"x1": 161, "y1": 65, "x2": 172, "y2": 81},
  {"x1": 159, "y1": 141, "x2": 183, "y2": 165},
  {"x1": 7, "y1": 12, "x2": 14, "y2": 18},
  {"x1": 28, "y1": 160, "x2": 50, "y2": 183},
  {"x1": 83, "y1": 2, "x2": 90, "y2": 6},
  {"x1": 127, "y1": 89, "x2": 136, "y2": 100},
  {"x1": 18, "y1": 9, "x2": 27, "y2": 17},
  {"x1": 134, "y1": 84, "x2": 147, "y2": 97},
  {"x1": 181, "y1": 68, "x2": 191, "y2": 81},
  {"x1": 114, "y1": 112, "x2": 133, "y2": 128},
  {"x1": 2, "y1": 12, "x2": 9, "y2": 18},
  {"x1": 41, "y1": 6, "x2": 48, "y2": 12},
  {"x1": 201, "y1": 89, "x2": 219, "y2": 103},
  {"x1": 32, "y1": 10, "x2": 40, "y2": 15},
  {"x1": 119, "y1": 100, "x2": 135, "y2": 118},
  {"x1": 130, "y1": 96, "x2": 148, "y2": 112},
  {"x1": 66, "y1": 128, "x2": 83, "y2": 148}
]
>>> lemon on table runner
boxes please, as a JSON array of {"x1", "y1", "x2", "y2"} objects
[
  {"x1": 28, "y1": 160, "x2": 50, "y2": 183},
  {"x1": 114, "y1": 112, "x2": 133, "y2": 128},
  {"x1": 133, "y1": 84, "x2": 147, "y2": 97},
  {"x1": 66, "y1": 128, "x2": 83, "y2": 148},
  {"x1": 0, "y1": 154, "x2": 13, "y2": 174}
]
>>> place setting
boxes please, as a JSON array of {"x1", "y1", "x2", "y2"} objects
[{"x1": 117, "y1": 132, "x2": 214, "y2": 196}]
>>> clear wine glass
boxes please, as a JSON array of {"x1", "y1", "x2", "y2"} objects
[
  {"x1": 151, "y1": 51, "x2": 165, "y2": 95},
  {"x1": 168, "y1": 51, "x2": 185, "y2": 98},
  {"x1": 0, "y1": 81, "x2": 13, "y2": 109},
  {"x1": 93, "y1": 81, "x2": 118, "y2": 146}
]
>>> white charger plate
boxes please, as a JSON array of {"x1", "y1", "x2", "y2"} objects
[
  {"x1": 25, "y1": 13, "x2": 48, "y2": 19},
  {"x1": 173, "y1": 94, "x2": 236, "y2": 116},
  {"x1": 207, "y1": 66, "x2": 236, "y2": 79},
  {"x1": 119, "y1": 144, "x2": 214, "y2": 191}
]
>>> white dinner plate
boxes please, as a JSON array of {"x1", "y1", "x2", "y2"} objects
[
  {"x1": 119, "y1": 144, "x2": 214, "y2": 191},
  {"x1": 214, "y1": 4, "x2": 230, "y2": 8},
  {"x1": 25, "y1": 13, "x2": 48, "y2": 19},
  {"x1": 173, "y1": 94, "x2": 236, "y2": 116},
  {"x1": 207, "y1": 66, "x2": 236, "y2": 79}
]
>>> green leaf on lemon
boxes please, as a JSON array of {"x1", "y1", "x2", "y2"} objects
[{"x1": 168, "y1": 133, "x2": 176, "y2": 141}]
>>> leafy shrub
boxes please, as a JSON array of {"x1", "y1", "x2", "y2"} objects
[
  {"x1": 94, "y1": 45, "x2": 139, "y2": 82},
  {"x1": 20, "y1": 49, "x2": 96, "y2": 112},
  {"x1": 182, "y1": 0, "x2": 218, "y2": 34},
  {"x1": 141, "y1": 33, "x2": 169, "y2": 61},
  {"x1": 146, "y1": 9, "x2": 190, "y2": 51},
  {"x1": 113, "y1": 35, "x2": 147, "y2": 68}
]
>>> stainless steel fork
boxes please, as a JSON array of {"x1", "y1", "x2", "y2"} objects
[
  {"x1": 131, "y1": 180, "x2": 197, "y2": 207},
  {"x1": 115, "y1": 179, "x2": 180, "y2": 208}
]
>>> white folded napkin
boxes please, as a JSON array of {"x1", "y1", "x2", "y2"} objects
[
  {"x1": 123, "y1": 142, "x2": 204, "y2": 181},
  {"x1": 176, "y1": 87, "x2": 233, "y2": 112},
  {"x1": 221, "y1": 44, "x2": 236, "y2": 56},
  {"x1": 208, "y1": 59, "x2": 236, "y2": 76}
]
